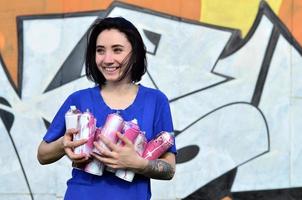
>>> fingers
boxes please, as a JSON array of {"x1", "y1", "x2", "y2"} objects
[
  {"x1": 63, "y1": 128, "x2": 89, "y2": 163},
  {"x1": 92, "y1": 141, "x2": 118, "y2": 166},
  {"x1": 98, "y1": 134, "x2": 119, "y2": 152},
  {"x1": 63, "y1": 128, "x2": 87, "y2": 149},
  {"x1": 65, "y1": 147, "x2": 89, "y2": 163},
  {"x1": 73, "y1": 138, "x2": 88, "y2": 147},
  {"x1": 66, "y1": 128, "x2": 78, "y2": 136},
  {"x1": 116, "y1": 132, "x2": 132, "y2": 146},
  {"x1": 91, "y1": 152, "x2": 118, "y2": 168},
  {"x1": 93, "y1": 141, "x2": 115, "y2": 157},
  {"x1": 73, "y1": 156, "x2": 90, "y2": 164}
]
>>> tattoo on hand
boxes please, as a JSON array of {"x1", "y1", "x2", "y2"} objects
[{"x1": 142, "y1": 160, "x2": 175, "y2": 180}]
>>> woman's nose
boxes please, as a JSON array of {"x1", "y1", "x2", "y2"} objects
[{"x1": 103, "y1": 52, "x2": 114, "y2": 63}]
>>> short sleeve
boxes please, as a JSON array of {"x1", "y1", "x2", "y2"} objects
[
  {"x1": 154, "y1": 93, "x2": 177, "y2": 154},
  {"x1": 43, "y1": 95, "x2": 73, "y2": 143}
]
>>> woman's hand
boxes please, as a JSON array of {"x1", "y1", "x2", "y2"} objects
[
  {"x1": 91, "y1": 132, "x2": 147, "y2": 171},
  {"x1": 63, "y1": 128, "x2": 91, "y2": 165}
]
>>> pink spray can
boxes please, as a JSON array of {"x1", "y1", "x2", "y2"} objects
[
  {"x1": 93, "y1": 113, "x2": 124, "y2": 154},
  {"x1": 74, "y1": 109, "x2": 96, "y2": 155},
  {"x1": 118, "y1": 119, "x2": 140, "y2": 146},
  {"x1": 65, "y1": 105, "x2": 81, "y2": 130},
  {"x1": 133, "y1": 131, "x2": 147, "y2": 157},
  {"x1": 83, "y1": 127, "x2": 105, "y2": 176},
  {"x1": 142, "y1": 131, "x2": 174, "y2": 160},
  {"x1": 115, "y1": 131, "x2": 147, "y2": 182}
]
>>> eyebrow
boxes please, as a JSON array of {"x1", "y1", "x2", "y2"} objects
[
  {"x1": 96, "y1": 44, "x2": 124, "y2": 48},
  {"x1": 112, "y1": 44, "x2": 124, "y2": 48}
]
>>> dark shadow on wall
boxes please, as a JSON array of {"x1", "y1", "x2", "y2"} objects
[
  {"x1": 233, "y1": 188, "x2": 302, "y2": 200},
  {"x1": 184, "y1": 168, "x2": 302, "y2": 200},
  {"x1": 184, "y1": 169, "x2": 237, "y2": 200}
]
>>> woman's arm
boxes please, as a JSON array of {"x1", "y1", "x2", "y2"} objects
[
  {"x1": 37, "y1": 128, "x2": 89, "y2": 165},
  {"x1": 37, "y1": 137, "x2": 65, "y2": 165},
  {"x1": 137, "y1": 152, "x2": 175, "y2": 180}
]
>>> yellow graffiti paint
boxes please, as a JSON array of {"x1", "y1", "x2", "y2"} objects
[
  {"x1": 200, "y1": 0, "x2": 282, "y2": 37},
  {"x1": 266, "y1": 0, "x2": 283, "y2": 13}
]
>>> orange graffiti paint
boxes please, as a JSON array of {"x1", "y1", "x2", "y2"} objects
[
  {"x1": 0, "y1": 33, "x2": 5, "y2": 51},
  {"x1": 0, "y1": 0, "x2": 108, "y2": 87},
  {"x1": 0, "y1": 0, "x2": 200, "y2": 88},
  {"x1": 279, "y1": 0, "x2": 302, "y2": 45},
  {"x1": 121, "y1": 0, "x2": 201, "y2": 20}
]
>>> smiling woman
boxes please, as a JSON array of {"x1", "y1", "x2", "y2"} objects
[
  {"x1": 85, "y1": 17, "x2": 147, "y2": 86},
  {"x1": 95, "y1": 29, "x2": 133, "y2": 83},
  {"x1": 37, "y1": 17, "x2": 177, "y2": 200}
]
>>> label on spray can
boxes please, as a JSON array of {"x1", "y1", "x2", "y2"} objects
[
  {"x1": 75, "y1": 127, "x2": 105, "y2": 175},
  {"x1": 142, "y1": 131, "x2": 174, "y2": 160},
  {"x1": 94, "y1": 113, "x2": 124, "y2": 154},
  {"x1": 84, "y1": 158, "x2": 104, "y2": 176},
  {"x1": 117, "y1": 119, "x2": 140, "y2": 146},
  {"x1": 133, "y1": 131, "x2": 147, "y2": 156},
  {"x1": 65, "y1": 105, "x2": 81, "y2": 130},
  {"x1": 74, "y1": 109, "x2": 96, "y2": 155}
]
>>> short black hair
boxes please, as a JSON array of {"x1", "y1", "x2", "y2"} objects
[{"x1": 85, "y1": 17, "x2": 147, "y2": 85}]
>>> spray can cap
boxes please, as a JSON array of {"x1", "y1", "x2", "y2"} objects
[
  {"x1": 70, "y1": 105, "x2": 77, "y2": 111},
  {"x1": 131, "y1": 119, "x2": 138, "y2": 124},
  {"x1": 169, "y1": 131, "x2": 175, "y2": 136}
]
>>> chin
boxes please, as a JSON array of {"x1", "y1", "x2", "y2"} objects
[{"x1": 105, "y1": 76, "x2": 121, "y2": 82}]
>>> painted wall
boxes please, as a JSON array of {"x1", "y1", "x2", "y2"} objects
[{"x1": 0, "y1": 0, "x2": 302, "y2": 199}]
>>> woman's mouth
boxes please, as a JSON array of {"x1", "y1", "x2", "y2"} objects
[{"x1": 103, "y1": 66, "x2": 120, "y2": 72}]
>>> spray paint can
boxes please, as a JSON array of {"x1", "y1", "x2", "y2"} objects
[
  {"x1": 117, "y1": 119, "x2": 140, "y2": 146},
  {"x1": 115, "y1": 132, "x2": 147, "y2": 182},
  {"x1": 142, "y1": 131, "x2": 174, "y2": 160},
  {"x1": 133, "y1": 131, "x2": 147, "y2": 157},
  {"x1": 74, "y1": 109, "x2": 96, "y2": 155},
  {"x1": 94, "y1": 113, "x2": 124, "y2": 154},
  {"x1": 82, "y1": 127, "x2": 104, "y2": 175},
  {"x1": 65, "y1": 105, "x2": 81, "y2": 130}
]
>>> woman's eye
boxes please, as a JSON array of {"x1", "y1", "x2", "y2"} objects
[
  {"x1": 96, "y1": 48, "x2": 105, "y2": 54},
  {"x1": 114, "y1": 48, "x2": 122, "y2": 53}
]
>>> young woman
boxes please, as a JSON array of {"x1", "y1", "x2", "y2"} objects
[{"x1": 37, "y1": 17, "x2": 176, "y2": 200}]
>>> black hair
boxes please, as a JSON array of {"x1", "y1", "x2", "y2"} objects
[{"x1": 85, "y1": 17, "x2": 147, "y2": 85}]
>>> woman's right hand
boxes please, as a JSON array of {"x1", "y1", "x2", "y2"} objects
[{"x1": 63, "y1": 128, "x2": 90, "y2": 165}]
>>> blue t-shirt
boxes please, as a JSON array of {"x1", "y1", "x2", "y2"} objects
[{"x1": 43, "y1": 84, "x2": 176, "y2": 200}]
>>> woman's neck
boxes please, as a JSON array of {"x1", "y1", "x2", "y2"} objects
[
  {"x1": 100, "y1": 80, "x2": 139, "y2": 110},
  {"x1": 102, "y1": 80, "x2": 135, "y2": 94}
]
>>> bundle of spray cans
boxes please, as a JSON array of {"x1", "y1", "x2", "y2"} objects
[
  {"x1": 65, "y1": 106, "x2": 96, "y2": 155},
  {"x1": 65, "y1": 105, "x2": 174, "y2": 182}
]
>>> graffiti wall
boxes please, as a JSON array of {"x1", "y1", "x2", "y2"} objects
[{"x1": 1, "y1": 0, "x2": 302, "y2": 199}]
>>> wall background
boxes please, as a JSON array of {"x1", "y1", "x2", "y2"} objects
[{"x1": 1, "y1": 0, "x2": 302, "y2": 199}]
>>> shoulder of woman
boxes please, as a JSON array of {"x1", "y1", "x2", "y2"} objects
[
  {"x1": 140, "y1": 84, "x2": 168, "y2": 100},
  {"x1": 68, "y1": 86, "x2": 97, "y2": 98}
]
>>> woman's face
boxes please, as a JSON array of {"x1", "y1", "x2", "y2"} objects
[{"x1": 95, "y1": 28, "x2": 132, "y2": 83}]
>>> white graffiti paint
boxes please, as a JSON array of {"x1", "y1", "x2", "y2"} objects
[{"x1": 0, "y1": 3, "x2": 302, "y2": 200}]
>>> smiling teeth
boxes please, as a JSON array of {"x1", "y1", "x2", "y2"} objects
[{"x1": 105, "y1": 67, "x2": 118, "y2": 72}]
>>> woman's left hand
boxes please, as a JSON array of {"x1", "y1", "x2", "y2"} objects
[{"x1": 91, "y1": 132, "x2": 147, "y2": 171}]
